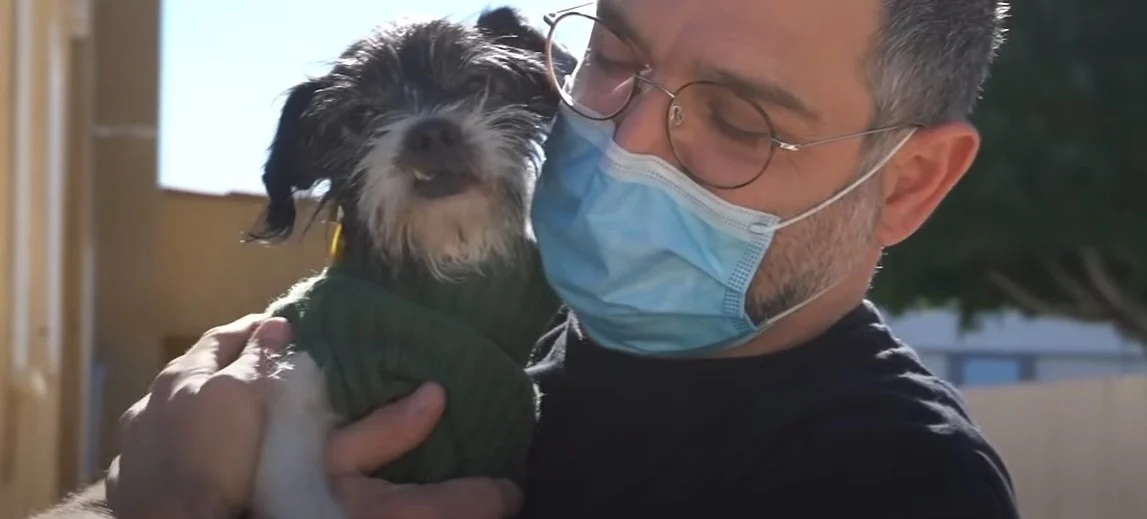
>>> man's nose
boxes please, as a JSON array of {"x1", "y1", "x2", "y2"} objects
[{"x1": 610, "y1": 84, "x2": 678, "y2": 165}]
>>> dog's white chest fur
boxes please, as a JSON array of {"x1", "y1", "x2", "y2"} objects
[{"x1": 253, "y1": 351, "x2": 346, "y2": 519}]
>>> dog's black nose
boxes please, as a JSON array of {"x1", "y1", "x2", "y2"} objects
[
  {"x1": 405, "y1": 118, "x2": 463, "y2": 154},
  {"x1": 400, "y1": 118, "x2": 476, "y2": 199}
]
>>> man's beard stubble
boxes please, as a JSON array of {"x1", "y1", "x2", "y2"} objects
[{"x1": 744, "y1": 175, "x2": 884, "y2": 324}]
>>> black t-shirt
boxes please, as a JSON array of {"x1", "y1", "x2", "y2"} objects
[{"x1": 521, "y1": 301, "x2": 1021, "y2": 519}]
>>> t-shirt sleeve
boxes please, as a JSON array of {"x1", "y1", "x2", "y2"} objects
[{"x1": 750, "y1": 427, "x2": 1021, "y2": 519}]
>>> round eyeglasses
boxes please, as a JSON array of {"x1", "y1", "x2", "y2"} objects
[{"x1": 542, "y1": 7, "x2": 914, "y2": 190}]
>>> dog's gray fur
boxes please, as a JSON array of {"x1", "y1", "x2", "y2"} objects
[{"x1": 249, "y1": 7, "x2": 571, "y2": 279}]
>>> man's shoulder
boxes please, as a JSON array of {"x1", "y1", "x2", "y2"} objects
[
  {"x1": 759, "y1": 369, "x2": 1020, "y2": 518},
  {"x1": 817, "y1": 359, "x2": 978, "y2": 432},
  {"x1": 797, "y1": 348, "x2": 1007, "y2": 476},
  {"x1": 767, "y1": 419, "x2": 1019, "y2": 518}
]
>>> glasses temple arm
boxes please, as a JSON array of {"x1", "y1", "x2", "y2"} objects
[
  {"x1": 779, "y1": 124, "x2": 921, "y2": 151},
  {"x1": 544, "y1": 3, "x2": 595, "y2": 27}
]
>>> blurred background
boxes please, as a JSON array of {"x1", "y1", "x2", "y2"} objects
[{"x1": 0, "y1": 0, "x2": 1143, "y2": 518}]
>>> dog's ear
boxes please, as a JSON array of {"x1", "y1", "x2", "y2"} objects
[
  {"x1": 476, "y1": 6, "x2": 577, "y2": 74},
  {"x1": 477, "y1": 7, "x2": 548, "y2": 54},
  {"x1": 246, "y1": 78, "x2": 327, "y2": 243},
  {"x1": 477, "y1": 6, "x2": 579, "y2": 108}
]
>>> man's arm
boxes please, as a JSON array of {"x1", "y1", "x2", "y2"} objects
[
  {"x1": 755, "y1": 426, "x2": 1021, "y2": 519},
  {"x1": 26, "y1": 482, "x2": 112, "y2": 519}
]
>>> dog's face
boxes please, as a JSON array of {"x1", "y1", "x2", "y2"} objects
[{"x1": 249, "y1": 7, "x2": 575, "y2": 277}]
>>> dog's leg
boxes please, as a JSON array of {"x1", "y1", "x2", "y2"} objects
[{"x1": 253, "y1": 351, "x2": 347, "y2": 519}]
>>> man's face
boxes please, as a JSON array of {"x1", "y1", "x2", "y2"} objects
[{"x1": 598, "y1": 0, "x2": 892, "y2": 320}]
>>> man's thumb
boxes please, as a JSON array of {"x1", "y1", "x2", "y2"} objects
[{"x1": 326, "y1": 382, "x2": 447, "y2": 476}]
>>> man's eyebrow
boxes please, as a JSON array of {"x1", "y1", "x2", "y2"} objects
[
  {"x1": 698, "y1": 68, "x2": 822, "y2": 124},
  {"x1": 596, "y1": 0, "x2": 652, "y2": 54}
]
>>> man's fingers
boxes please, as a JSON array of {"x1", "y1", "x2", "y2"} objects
[
  {"x1": 332, "y1": 476, "x2": 399, "y2": 519},
  {"x1": 326, "y1": 382, "x2": 447, "y2": 476},
  {"x1": 208, "y1": 313, "x2": 273, "y2": 367},
  {"x1": 377, "y1": 478, "x2": 524, "y2": 519},
  {"x1": 171, "y1": 313, "x2": 267, "y2": 380},
  {"x1": 118, "y1": 393, "x2": 151, "y2": 436},
  {"x1": 216, "y1": 317, "x2": 292, "y2": 382},
  {"x1": 431, "y1": 478, "x2": 524, "y2": 519}
]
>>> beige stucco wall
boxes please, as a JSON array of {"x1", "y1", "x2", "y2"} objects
[
  {"x1": 156, "y1": 190, "x2": 330, "y2": 343},
  {"x1": 89, "y1": 0, "x2": 164, "y2": 479},
  {"x1": 1, "y1": 0, "x2": 90, "y2": 514},
  {"x1": 964, "y1": 375, "x2": 1147, "y2": 519}
]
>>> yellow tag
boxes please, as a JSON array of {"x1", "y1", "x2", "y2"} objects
[{"x1": 329, "y1": 223, "x2": 345, "y2": 261}]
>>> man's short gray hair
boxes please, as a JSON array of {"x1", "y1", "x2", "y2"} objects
[{"x1": 863, "y1": 0, "x2": 1011, "y2": 148}]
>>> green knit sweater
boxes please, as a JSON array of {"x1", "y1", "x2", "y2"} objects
[{"x1": 270, "y1": 236, "x2": 560, "y2": 485}]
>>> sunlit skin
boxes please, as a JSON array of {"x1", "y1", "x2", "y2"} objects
[{"x1": 589, "y1": 0, "x2": 982, "y2": 358}]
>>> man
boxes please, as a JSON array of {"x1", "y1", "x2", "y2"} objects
[{"x1": 32, "y1": 0, "x2": 1019, "y2": 518}]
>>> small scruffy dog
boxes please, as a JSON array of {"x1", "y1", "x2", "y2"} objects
[{"x1": 243, "y1": 7, "x2": 574, "y2": 519}]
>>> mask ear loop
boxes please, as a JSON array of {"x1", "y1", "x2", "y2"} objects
[
  {"x1": 731, "y1": 129, "x2": 917, "y2": 342},
  {"x1": 769, "y1": 128, "x2": 917, "y2": 233}
]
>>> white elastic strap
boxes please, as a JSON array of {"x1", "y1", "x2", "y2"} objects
[{"x1": 772, "y1": 128, "x2": 917, "y2": 232}]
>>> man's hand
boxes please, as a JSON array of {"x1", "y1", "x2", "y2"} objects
[
  {"x1": 106, "y1": 314, "x2": 288, "y2": 519},
  {"x1": 105, "y1": 313, "x2": 522, "y2": 519},
  {"x1": 326, "y1": 382, "x2": 524, "y2": 519}
]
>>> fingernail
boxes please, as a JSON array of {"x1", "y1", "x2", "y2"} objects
[
  {"x1": 252, "y1": 317, "x2": 292, "y2": 346},
  {"x1": 409, "y1": 381, "x2": 445, "y2": 414}
]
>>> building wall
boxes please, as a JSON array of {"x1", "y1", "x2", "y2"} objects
[
  {"x1": 156, "y1": 189, "x2": 330, "y2": 342},
  {"x1": 0, "y1": 0, "x2": 91, "y2": 515},
  {"x1": 964, "y1": 375, "x2": 1147, "y2": 519},
  {"x1": 87, "y1": 0, "x2": 164, "y2": 477},
  {"x1": 0, "y1": 3, "x2": 165, "y2": 511}
]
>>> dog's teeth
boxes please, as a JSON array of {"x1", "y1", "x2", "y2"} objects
[{"x1": 413, "y1": 170, "x2": 433, "y2": 182}]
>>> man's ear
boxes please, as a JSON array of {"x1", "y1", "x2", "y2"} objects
[
  {"x1": 877, "y1": 121, "x2": 981, "y2": 247},
  {"x1": 246, "y1": 79, "x2": 328, "y2": 243}
]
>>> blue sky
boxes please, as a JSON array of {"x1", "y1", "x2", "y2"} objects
[{"x1": 159, "y1": 0, "x2": 576, "y2": 195}]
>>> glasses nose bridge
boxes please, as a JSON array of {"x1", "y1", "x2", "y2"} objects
[
  {"x1": 607, "y1": 70, "x2": 681, "y2": 169},
  {"x1": 627, "y1": 72, "x2": 681, "y2": 131}
]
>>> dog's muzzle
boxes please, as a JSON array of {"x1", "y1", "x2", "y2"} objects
[{"x1": 398, "y1": 117, "x2": 478, "y2": 199}]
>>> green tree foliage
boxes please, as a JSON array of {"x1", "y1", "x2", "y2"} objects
[{"x1": 870, "y1": 1, "x2": 1147, "y2": 347}]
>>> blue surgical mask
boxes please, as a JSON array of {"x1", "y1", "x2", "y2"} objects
[{"x1": 531, "y1": 105, "x2": 914, "y2": 357}]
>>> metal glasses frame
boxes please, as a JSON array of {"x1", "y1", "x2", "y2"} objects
[{"x1": 542, "y1": 3, "x2": 917, "y2": 189}]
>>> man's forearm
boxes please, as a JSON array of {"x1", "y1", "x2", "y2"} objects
[{"x1": 27, "y1": 482, "x2": 113, "y2": 519}]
